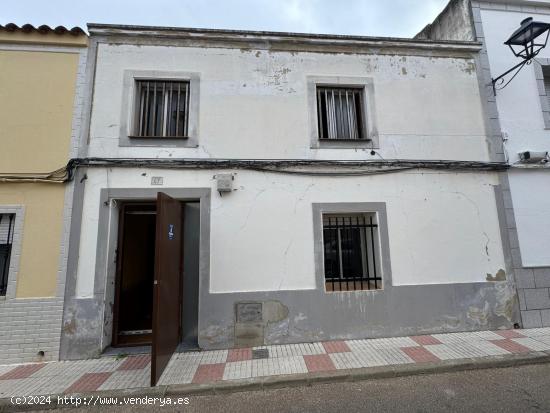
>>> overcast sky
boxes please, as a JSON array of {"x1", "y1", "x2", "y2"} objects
[{"x1": 1, "y1": 0, "x2": 448, "y2": 38}]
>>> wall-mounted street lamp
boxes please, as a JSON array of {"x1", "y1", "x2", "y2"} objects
[{"x1": 492, "y1": 17, "x2": 550, "y2": 95}]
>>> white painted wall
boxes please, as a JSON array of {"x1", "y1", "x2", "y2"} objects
[
  {"x1": 74, "y1": 168, "x2": 506, "y2": 297},
  {"x1": 480, "y1": 5, "x2": 550, "y2": 266},
  {"x1": 509, "y1": 170, "x2": 550, "y2": 266},
  {"x1": 75, "y1": 38, "x2": 507, "y2": 297},
  {"x1": 89, "y1": 43, "x2": 489, "y2": 161}
]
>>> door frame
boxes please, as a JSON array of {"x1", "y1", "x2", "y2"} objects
[{"x1": 96, "y1": 188, "x2": 210, "y2": 353}]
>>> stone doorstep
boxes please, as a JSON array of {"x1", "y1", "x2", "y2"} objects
[{"x1": 2, "y1": 351, "x2": 550, "y2": 413}]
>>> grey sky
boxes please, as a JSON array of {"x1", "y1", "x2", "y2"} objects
[{"x1": 1, "y1": 0, "x2": 447, "y2": 38}]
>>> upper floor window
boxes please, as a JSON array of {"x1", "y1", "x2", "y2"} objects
[
  {"x1": 133, "y1": 80, "x2": 190, "y2": 138},
  {"x1": 0, "y1": 213, "x2": 15, "y2": 296},
  {"x1": 308, "y1": 76, "x2": 378, "y2": 149},
  {"x1": 317, "y1": 86, "x2": 365, "y2": 141}
]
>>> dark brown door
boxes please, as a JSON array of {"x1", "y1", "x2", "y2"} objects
[{"x1": 151, "y1": 192, "x2": 183, "y2": 386}]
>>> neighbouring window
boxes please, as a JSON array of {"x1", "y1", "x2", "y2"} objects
[
  {"x1": 0, "y1": 214, "x2": 15, "y2": 296},
  {"x1": 134, "y1": 80, "x2": 190, "y2": 138},
  {"x1": 544, "y1": 68, "x2": 550, "y2": 109},
  {"x1": 323, "y1": 213, "x2": 382, "y2": 292},
  {"x1": 317, "y1": 86, "x2": 365, "y2": 140},
  {"x1": 534, "y1": 59, "x2": 550, "y2": 128}
]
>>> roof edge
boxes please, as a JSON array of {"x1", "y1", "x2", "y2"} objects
[
  {"x1": 0, "y1": 23, "x2": 86, "y2": 36},
  {"x1": 87, "y1": 23, "x2": 482, "y2": 52}
]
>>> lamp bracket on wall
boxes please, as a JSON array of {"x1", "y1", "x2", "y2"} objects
[{"x1": 492, "y1": 59, "x2": 532, "y2": 96}]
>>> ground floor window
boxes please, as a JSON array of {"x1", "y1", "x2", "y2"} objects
[
  {"x1": 0, "y1": 214, "x2": 15, "y2": 296},
  {"x1": 323, "y1": 213, "x2": 382, "y2": 291}
]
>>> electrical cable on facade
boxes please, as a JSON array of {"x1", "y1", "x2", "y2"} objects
[
  {"x1": 0, "y1": 157, "x2": 511, "y2": 183},
  {"x1": 0, "y1": 166, "x2": 69, "y2": 183}
]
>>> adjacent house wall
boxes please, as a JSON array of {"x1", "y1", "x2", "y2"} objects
[
  {"x1": 475, "y1": 1, "x2": 550, "y2": 327},
  {"x1": 0, "y1": 30, "x2": 87, "y2": 363},
  {"x1": 415, "y1": 0, "x2": 476, "y2": 42},
  {"x1": 426, "y1": 0, "x2": 550, "y2": 327}
]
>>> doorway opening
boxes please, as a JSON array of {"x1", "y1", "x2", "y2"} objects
[
  {"x1": 113, "y1": 203, "x2": 156, "y2": 346},
  {"x1": 111, "y1": 200, "x2": 200, "y2": 349}
]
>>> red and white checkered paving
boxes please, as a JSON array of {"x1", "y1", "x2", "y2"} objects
[{"x1": 2, "y1": 328, "x2": 550, "y2": 397}]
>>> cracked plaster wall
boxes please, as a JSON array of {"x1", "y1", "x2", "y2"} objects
[
  {"x1": 410, "y1": 0, "x2": 550, "y2": 327},
  {"x1": 88, "y1": 42, "x2": 489, "y2": 161},
  {"x1": 479, "y1": 5, "x2": 550, "y2": 267},
  {"x1": 469, "y1": 2, "x2": 550, "y2": 327},
  {"x1": 60, "y1": 37, "x2": 521, "y2": 356},
  {"x1": 65, "y1": 167, "x2": 516, "y2": 353},
  {"x1": 74, "y1": 168, "x2": 507, "y2": 296}
]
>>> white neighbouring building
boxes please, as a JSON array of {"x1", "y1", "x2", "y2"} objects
[
  {"x1": 418, "y1": 0, "x2": 550, "y2": 329},
  {"x1": 59, "y1": 23, "x2": 520, "y2": 362}
]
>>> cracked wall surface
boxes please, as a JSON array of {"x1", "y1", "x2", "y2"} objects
[
  {"x1": 60, "y1": 31, "x2": 520, "y2": 357},
  {"x1": 86, "y1": 41, "x2": 488, "y2": 162},
  {"x1": 60, "y1": 167, "x2": 518, "y2": 356},
  {"x1": 414, "y1": 0, "x2": 550, "y2": 328},
  {"x1": 472, "y1": 1, "x2": 550, "y2": 327}
]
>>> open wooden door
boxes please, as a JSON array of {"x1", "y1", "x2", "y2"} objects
[{"x1": 151, "y1": 192, "x2": 183, "y2": 386}]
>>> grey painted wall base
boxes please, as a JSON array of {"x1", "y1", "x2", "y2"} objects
[
  {"x1": 197, "y1": 281, "x2": 519, "y2": 349},
  {"x1": 61, "y1": 297, "x2": 104, "y2": 360},
  {"x1": 62, "y1": 280, "x2": 519, "y2": 359}
]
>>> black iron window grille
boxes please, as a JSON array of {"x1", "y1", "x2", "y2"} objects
[
  {"x1": 323, "y1": 214, "x2": 382, "y2": 292},
  {"x1": 317, "y1": 86, "x2": 365, "y2": 140},
  {"x1": 0, "y1": 214, "x2": 15, "y2": 296},
  {"x1": 134, "y1": 80, "x2": 190, "y2": 138}
]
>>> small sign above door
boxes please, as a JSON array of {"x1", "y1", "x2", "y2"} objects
[{"x1": 151, "y1": 176, "x2": 164, "y2": 186}]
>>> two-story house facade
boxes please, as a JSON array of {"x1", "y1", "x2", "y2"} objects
[
  {"x1": 60, "y1": 23, "x2": 519, "y2": 369},
  {"x1": 0, "y1": 24, "x2": 87, "y2": 364},
  {"x1": 418, "y1": 0, "x2": 550, "y2": 329}
]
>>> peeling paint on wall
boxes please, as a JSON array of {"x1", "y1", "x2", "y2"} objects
[
  {"x1": 467, "y1": 302, "x2": 490, "y2": 326},
  {"x1": 493, "y1": 282, "x2": 517, "y2": 322},
  {"x1": 233, "y1": 300, "x2": 290, "y2": 347},
  {"x1": 62, "y1": 32, "x2": 518, "y2": 358},
  {"x1": 486, "y1": 269, "x2": 506, "y2": 282}
]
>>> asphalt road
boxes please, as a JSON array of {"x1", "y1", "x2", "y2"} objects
[{"x1": 32, "y1": 363, "x2": 550, "y2": 413}]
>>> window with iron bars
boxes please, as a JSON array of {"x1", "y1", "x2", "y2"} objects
[
  {"x1": 0, "y1": 214, "x2": 15, "y2": 296},
  {"x1": 133, "y1": 80, "x2": 190, "y2": 138},
  {"x1": 317, "y1": 86, "x2": 365, "y2": 141},
  {"x1": 323, "y1": 213, "x2": 382, "y2": 292}
]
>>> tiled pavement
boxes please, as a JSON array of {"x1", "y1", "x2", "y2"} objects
[{"x1": 2, "y1": 328, "x2": 550, "y2": 397}]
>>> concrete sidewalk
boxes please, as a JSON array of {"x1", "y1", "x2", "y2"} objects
[{"x1": 2, "y1": 328, "x2": 550, "y2": 401}]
